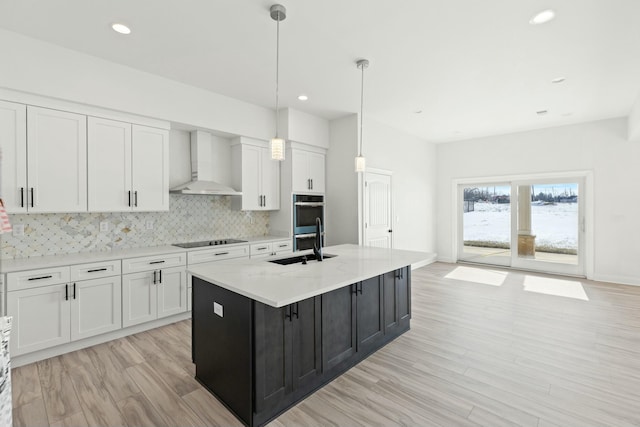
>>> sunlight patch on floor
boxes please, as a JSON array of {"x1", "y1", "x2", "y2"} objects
[
  {"x1": 445, "y1": 266, "x2": 508, "y2": 287},
  {"x1": 523, "y1": 275, "x2": 589, "y2": 301}
]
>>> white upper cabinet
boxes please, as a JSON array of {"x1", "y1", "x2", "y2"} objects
[
  {"x1": 0, "y1": 100, "x2": 27, "y2": 212},
  {"x1": 27, "y1": 106, "x2": 87, "y2": 213},
  {"x1": 291, "y1": 148, "x2": 325, "y2": 194},
  {"x1": 131, "y1": 125, "x2": 169, "y2": 211},
  {"x1": 231, "y1": 138, "x2": 280, "y2": 211},
  {"x1": 88, "y1": 117, "x2": 132, "y2": 211},
  {"x1": 87, "y1": 118, "x2": 169, "y2": 212}
]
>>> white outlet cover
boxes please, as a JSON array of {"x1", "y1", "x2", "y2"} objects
[
  {"x1": 214, "y1": 302, "x2": 224, "y2": 317},
  {"x1": 100, "y1": 221, "x2": 109, "y2": 232},
  {"x1": 146, "y1": 220, "x2": 154, "y2": 230}
]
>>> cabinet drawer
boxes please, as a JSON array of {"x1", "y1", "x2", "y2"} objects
[
  {"x1": 122, "y1": 252, "x2": 186, "y2": 274},
  {"x1": 7, "y1": 266, "x2": 70, "y2": 291},
  {"x1": 250, "y1": 243, "x2": 272, "y2": 257},
  {"x1": 70, "y1": 260, "x2": 121, "y2": 281},
  {"x1": 188, "y1": 245, "x2": 249, "y2": 265},
  {"x1": 272, "y1": 240, "x2": 292, "y2": 253}
]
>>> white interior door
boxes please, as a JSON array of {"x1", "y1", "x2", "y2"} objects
[{"x1": 363, "y1": 171, "x2": 393, "y2": 248}]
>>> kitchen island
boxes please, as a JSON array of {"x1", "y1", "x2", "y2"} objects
[{"x1": 189, "y1": 244, "x2": 433, "y2": 427}]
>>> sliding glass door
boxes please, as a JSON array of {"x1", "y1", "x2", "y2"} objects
[{"x1": 459, "y1": 178, "x2": 585, "y2": 276}]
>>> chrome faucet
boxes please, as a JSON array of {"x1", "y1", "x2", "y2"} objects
[{"x1": 313, "y1": 217, "x2": 323, "y2": 261}]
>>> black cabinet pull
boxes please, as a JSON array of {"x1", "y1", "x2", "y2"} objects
[
  {"x1": 20, "y1": 187, "x2": 24, "y2": 207},
  {"x1": 293, "y1": 302, "x2": 299, "y2": 319},
  {"x1": 358, "y1": 283, "x2": 363, "y2": 295},
  {"x1": 30, "y1": 187, "x2": 34, "y2": 207},
  {"x1": 73, "y1": 283, "x2": 77, "y2": 299},
  {"x1": 159, "y1": 270, "x2": 162, "y2": 284},
  {"x1": 128, "y1": 190, "x2": 132, "y2": 207},
  {"x1": 310, "y1": 179, "x2": 313, "y2": 190},
  {"x1": 214, "y1": 252, "x2": 229, "y2": 256},
  {"x1": 65, "y1": 284, "x2": 69, "y2": 301},
  {"x1": 257, "y1": 246, "x2": 268, "y2": 250},
  {"x1": 351, "y1": 284, "x2": 358, "y2": 295},
  {"x1": 87, "y1": 268, "x2": 107, "y2": 273},
  {"x1": 134, "y1": 191, "x2": 138, "y2": 207},
  {"x1": 153, "y1": 270, "x2": 157, "y2": 284},
  {"x1": 285, "y1": 305, "x2": 292, "y2": 321},
  {"x1": 149, "y1": 260, "x2": 165, "y2": 264},
  {"x1": 28, "y1": 275, "x2": 52, "y2": 281}
]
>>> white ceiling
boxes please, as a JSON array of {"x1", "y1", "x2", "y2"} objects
[{"x1": 1, "y1": 0, "x2": 639, "y2": 142}]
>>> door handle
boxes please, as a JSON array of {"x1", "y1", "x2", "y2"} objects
[
  {"x1": 388, "y1": 229, "x2": 393, "y2": 233},
  {"x1": 285, "y1": 305, "x2": 292, "y2": 321},
  {"x1": 65, "y1": 284, "x2": 69, "y2": 301},
  {"x1": 128, "y1": 190, "x2": 132, "y2": 207},
  {"x1": 30, "y1": 187, "x2": 34, "y2": 208},
  {"x1": 153, "y1": 270, "x2": 157, "y2": 284},
  {"x1": 358, "y1": 283, "x2": 363, "y2": 294},
  {"x1": 310, "y1": 179, "x2": 313, "y2": 190},
  {"x1": 159, "y1": 269, "x2": 162, "y2": 284},
  {"x1": 73, "y1": 283, "x2": 77, "y2": 299},
  {"x1": 20, "y1": 187, "x2": 24, "y2": 207},
  {"x1": 134, "y1": 191, "x2": 138, "y2": 207}
]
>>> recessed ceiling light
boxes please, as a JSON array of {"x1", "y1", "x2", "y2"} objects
[
  {"x1": 529, "y1": 9, "x2": 555, "y2": 25},
  {"x1": 536, "y1": 110, "x2": 548, "y2": 115},
  {"x1": 297, "y1": 94, "x2": 308, "y2": 101},
  {"x1": 551, "y1": 77, "x2": 566, "y2": 84},
  {"x1": 111, "y1": 23, "x2": 131, "y2": 35}
]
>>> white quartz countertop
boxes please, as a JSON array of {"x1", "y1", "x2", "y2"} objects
[
  {"x1": 0, "y1": 235, "x2": 288, "y2": 273},
  {"x1": 188, "y1": 244, "x2": 436, "y2": 307}
]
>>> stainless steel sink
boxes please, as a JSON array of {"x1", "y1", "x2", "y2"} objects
[{"x1": 269, "y1": 253, "x2": 336, "y2": 265}]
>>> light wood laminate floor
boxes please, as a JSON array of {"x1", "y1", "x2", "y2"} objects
[{"x1": 11, "y1": 262, "x2": 640, "y2": 426}]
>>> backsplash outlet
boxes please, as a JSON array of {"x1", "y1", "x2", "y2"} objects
[{"x1": 1, "y1": 195, "x2": 269, "y2": 259}]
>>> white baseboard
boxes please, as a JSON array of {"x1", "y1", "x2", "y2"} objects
[
  {"x1": 591, "y1": 273, "x2": 640, "y2": 287},
  {"x1": 436, "y1": 256, "x2": 456, "y2": 263},
  {"x1": 11, "y1": 312, "x2": 191, "y2": 368}
]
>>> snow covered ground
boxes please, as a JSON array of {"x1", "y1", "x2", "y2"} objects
[{"x1": 463, "y1": 202, "x2": 578, "y2": 249}]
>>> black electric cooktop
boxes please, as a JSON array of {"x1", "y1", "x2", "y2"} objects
[{"x1": 172, "y1": 238, "x2": 247, "y2": 249}]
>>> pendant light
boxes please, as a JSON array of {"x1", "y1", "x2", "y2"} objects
[
  {"x1": 270, "y1": 4, "x2": 286, "y2": 161},
  {"x1": 355, "y1": 59, "x2": 369, "y2": 173}
]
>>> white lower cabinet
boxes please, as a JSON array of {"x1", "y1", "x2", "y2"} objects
[
  {"x1": 8, "y1": 284, "x2": 71, "y2": 356},
  {"x1": 122, "y1": 265, "x2": 186, "y2": 328},
  {"x1": 71, "y1": 276, "x2": 122, "y2": 341},
  {"x1": 7, "y1": 262, "x2": 122, "y2": 357},
  {"x1": 249, "y1": 239, "x2": 293, "y2": 259}
]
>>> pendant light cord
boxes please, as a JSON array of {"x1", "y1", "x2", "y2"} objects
[
  {"x1": 275, "y1": 15, "x2": 280, "y2": 138},
  {"x1": 359, "y1": 63, "x2": 364, "y2": 157}
]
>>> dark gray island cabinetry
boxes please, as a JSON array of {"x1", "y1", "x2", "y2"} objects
[{"x1": 190, "y1": 244, "x2": 430, "y2": 427}]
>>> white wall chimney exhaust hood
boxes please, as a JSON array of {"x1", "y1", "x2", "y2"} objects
[{"x1": 170, "y1": 130, "x2": 242, "y2": 196}]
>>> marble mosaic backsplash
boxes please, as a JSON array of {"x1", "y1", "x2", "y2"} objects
[{"x1": 1, "y1": 194, "x2": 269, "y2": 259}]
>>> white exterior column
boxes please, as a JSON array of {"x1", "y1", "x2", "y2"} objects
[{"x1": 518, "y1": 185, "x2": 532, "y2": 235}]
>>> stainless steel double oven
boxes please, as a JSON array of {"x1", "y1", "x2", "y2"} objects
[{"x1": 292, "y1": 194, "x2": 325, "y2": 251}]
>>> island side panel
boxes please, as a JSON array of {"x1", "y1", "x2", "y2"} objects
[{"x1": 193, "y1": 277, "x2": 253, "y2": 426}]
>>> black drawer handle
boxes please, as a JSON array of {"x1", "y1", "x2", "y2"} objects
[
  {"x1": 28, "y1": 275, "x2": 52, "y2": 281},
  {"x1": 149, "y1": 260, "x2": 165, "y2": 264},
  {"x1": 214, "y1": 252, "x2": 229, "y2": 256},
  {"x1": 65, "y1": 284, "x2": 69, "y2": 301},
  {"x1": 20, "y1": 187, "x2": 24, "y2": 207},
  {"x1": 278, "y1": 244, "x2": 288, "y2": 248},
  {"x1": 87, "y1": 268, "x2": 108, "y2": 273},
  {"x1": 257, "y1": 246, "x2": 268, "y2": 250}
]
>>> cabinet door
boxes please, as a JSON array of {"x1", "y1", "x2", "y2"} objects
[
  {"x1": 87, "y1": 117, "x2": 132, "y2": 211},
  {"x1": 241, "y1": 144, "x2": 262, "y2": 210},
  {"x1": 398, "y1": 267, "x2": 411, "y2": 329},
  {"x1": 131, "y1": 125, "x2": 169, "y2": 211},
  {"x1": 307, "y1": 152, "x2": 325, "y2": 193},
  {"x1": 254, "y1": 302, "x2": 292, "y2": 414},
  {"x1": 383, "y1": 271, "x2": 399, "y2": 334},
  {"x1": 321, "y1": 285, "x2": 356, "y2": 372},
  {"x1": 7, "y1": 284, "x2": 71, "y2": 356},
  {"x1": 27, "y1": 106, "x2": 87, "y2": 213},
  {"x1": 157, "y1": 267, "x2": 187, "y2": 318},
  {"x1": 122, "y1": 271, "x2": 157, "y2": 327},
  {"x1": 291, "y1": 297, "x2": 322, "y2": 391},
  {"x1": 70, "y1": 276, "x2": 122, "y2": 341},
  {"x1": 291, "y1": 149, "x2": 310, "y2": 193},
  {"x1": 261, "y1": 147, "x2": 280, "y2": 210},
  {"x1": 0, "y1": 100, "x2": 27, "y2": 213},
  {"x1": 356, "y1": 276, "x2": 384, "y2": 354}
]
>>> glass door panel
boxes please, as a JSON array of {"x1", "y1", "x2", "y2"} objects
[
  {"x1": 512, "y1": 180, "x2": 584, "y2": 275},
  {"x1": 459, "y1": 184, "x2": 512, "y2": 266}
]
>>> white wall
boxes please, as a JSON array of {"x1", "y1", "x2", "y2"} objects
[
  {"x1": 327, "y1": 115, "x2": 437, "y2": 253},
  {"x1": 436, "y1": 117, "x2": 640, "y2": 285},
  {"x1": 0, "y1": 29, "x2": 275, "y2": 140},
  {"x1": 364, "y1": 120, "x2": 436, "y2": 253},
  {"x1": 326, "y1": 115, "x2": 359, "y2": 245}
]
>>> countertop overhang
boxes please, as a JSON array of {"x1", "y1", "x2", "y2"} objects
[{"x1": 188, "y1": 244, "x2": 435, "y2": 307}]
